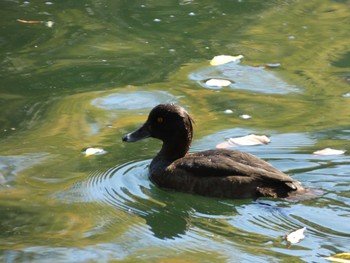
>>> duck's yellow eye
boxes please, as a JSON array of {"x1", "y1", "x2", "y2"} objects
[{"x1": 157, "y1": 117, "x2": 163, "y2": 123}]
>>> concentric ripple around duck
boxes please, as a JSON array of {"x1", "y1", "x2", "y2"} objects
[{"x1": 84, "y1": 160, "x2": 166, "y2": 216}]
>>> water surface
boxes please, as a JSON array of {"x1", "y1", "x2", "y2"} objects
[{"x1": 1, "y1": 0, "x2": 349, "y2": 262}]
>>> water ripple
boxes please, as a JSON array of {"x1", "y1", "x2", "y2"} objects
[
  {"x1": 55, "y1": 153, "x2": 350, "y2": 259},
  {"x1": 73, "y1": 160, "x2": 166, "y2": 216}
]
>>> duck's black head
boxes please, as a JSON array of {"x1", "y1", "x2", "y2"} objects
[{"x1": 122, "y1": 104, "x2": 194, "y2": 159}]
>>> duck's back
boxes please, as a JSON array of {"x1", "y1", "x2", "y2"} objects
[{"x1": 150, "y1": 149, "x2": 306, "y2": 199}]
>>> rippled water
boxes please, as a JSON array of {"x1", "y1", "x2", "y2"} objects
[
  {"x1": 55, "y1": 144, "x2": 350, "y2": 262},
  {"x1": 1, "y1": 0, "x2": 350, "y2": 262}
]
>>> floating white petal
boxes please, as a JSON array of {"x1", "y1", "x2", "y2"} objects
[
  {"x1": 45, "y1": 21, "x2": 55, "y2": 28},
  {"x1": 210, "y1": 55, "x2": 243, "y2": 66},
  {"x1": 216, "y1": 134, "x2": 270, "y2": 148},
  {"x1": 239, "y1": 114, "x2": 252, "y2": 119},
  {"x1": 285, "y1": 227, "x2": 306, "y2": 244},
  {"x1": 265, "y1": 63, "x2": 281, "y2": 68},
  {"x1": 205, "y1": 78, "x2": 232, "y2": 87},
  {"x1": 84, "y1": 147, "x2": 106, "y2": 156},
  {"x1": 313, "y1": 148, "x2": 346, "y2": 156}
]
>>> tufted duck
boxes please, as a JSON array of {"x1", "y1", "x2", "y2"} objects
[{"x1": 122, "y1": 104, "x2": 312, "y2": 199}]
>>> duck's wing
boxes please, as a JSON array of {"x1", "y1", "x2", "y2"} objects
[{"x1": 169, "y1": 149, "x2": 296, "y2": 186}]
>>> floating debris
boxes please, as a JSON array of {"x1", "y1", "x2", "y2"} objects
[
  {"x1": 83, "y1": 148, "x2": 107, "y2": 157},
  {"x1": 285, "y1": 227, "x2": 306, "y2": 244},
  {"x1": 239, "y1": 114, "x2": 252, "y2": 120},
  {"x1": 216, "y1": 134, "x2": 270, "y2": 148},
  {"x1": 45, "y1": 21, "x2": 54, "y2": 28},
  {"x1": 17, "y1": 19, "x2": 41, "y2": 24},
  {"x1": 224, "y1": 109, "x2": 233, "y2": 114},
  {"x1": 265, "y1": 63, "x2": 281, "y2": 68},
  {"x1": 210, "y1": 55, "x2": 243, "y2": 66},
  {"x1": 205, "y1": 78, "x2": 232, "y2": 87},
  {"x1": 313, "y1": 148, "x2": 346, "y2": 156},
  {"x1": 325, "y1": 253, "x2": 350, "y2": 263},
  {"x1": 17, "y1": 19, "x2": 54, "y2": 28}
]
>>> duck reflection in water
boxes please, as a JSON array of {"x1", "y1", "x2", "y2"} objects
[{"x1": 123, "y1": 104, "x2": 317, "y2": 201}]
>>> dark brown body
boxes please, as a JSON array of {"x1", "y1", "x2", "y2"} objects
[
  {"x1": 123, "y1": 104, "x2": 312, "y2": 200},
  {"x1": 150, "y1": 149, "x2": 305, "y2": 199}
]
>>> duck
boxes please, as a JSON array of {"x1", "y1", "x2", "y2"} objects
[{"x1": 122, "y1": 104, "x2": 310, "y2": 200}]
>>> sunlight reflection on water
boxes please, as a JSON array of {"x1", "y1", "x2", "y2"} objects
[
  {"x1": 189, "y1": 62, "x2": 300, "y2": 94},
  {"x1": 91, "y1": 91, "x2": 177, "y2": 110},
  {"x1": 0, "y1": 153, "x2": 48, "y2": 186}
]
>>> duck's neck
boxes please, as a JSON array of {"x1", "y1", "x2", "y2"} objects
[{"x1": 158, "y1": 138, "x2": 191, "y2": 161}]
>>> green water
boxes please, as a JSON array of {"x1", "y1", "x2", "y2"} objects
[{"x1": 1, "y1": 0, "x2": 349, "y2": 262}]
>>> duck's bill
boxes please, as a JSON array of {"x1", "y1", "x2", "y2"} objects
[{"x1": 122, "y1": 124, "x2": 150, "y2": 142}]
